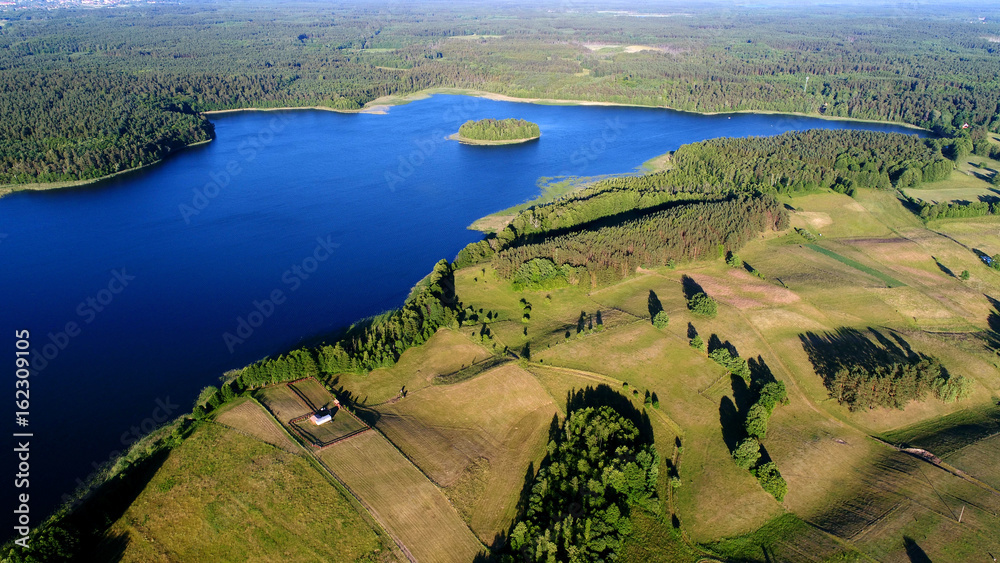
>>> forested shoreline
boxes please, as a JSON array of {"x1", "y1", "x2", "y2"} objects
[{"x1": 2, "y1": 1, "x2": 999, "y2": 185}]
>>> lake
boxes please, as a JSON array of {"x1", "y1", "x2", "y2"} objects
[{"x1": 0, "y1": 94, "x2": 924, "y2": 520}]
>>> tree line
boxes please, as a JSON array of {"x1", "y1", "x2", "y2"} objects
[
  {"x1": 476, "y1": 130, "x2": 950, "y2": 262},
  {"x1": 231, "y1": 260, "x2": 458, "y2": 396}
]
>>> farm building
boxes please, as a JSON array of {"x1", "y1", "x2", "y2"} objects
[{"x1": 310, "y1": 407, "x2": 333, "y2": 425}]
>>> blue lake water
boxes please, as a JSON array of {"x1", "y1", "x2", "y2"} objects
[{"x1": 0, "y1": 94, "x2": 924, "y2": 520}]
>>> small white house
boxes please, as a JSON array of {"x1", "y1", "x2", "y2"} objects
[{"x1": 310, "y1": 407, "x2": 333, "y2": 425}]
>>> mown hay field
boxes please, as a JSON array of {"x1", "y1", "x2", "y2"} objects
[
  {"x1": 318, "y1": 430, "x2": 485, "y2": 563},
  {"x1": 257, "y1": 384, "x2": 312, "y2": 422}
]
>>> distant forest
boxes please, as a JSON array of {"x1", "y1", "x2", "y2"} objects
[{"x1": 1, "y1": 1, "x2": 999, "y2": 183}]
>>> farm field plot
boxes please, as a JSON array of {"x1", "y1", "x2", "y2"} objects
[
  {"x1": 838, "y1": 446, "x2": 1000, "y2": 563},
  {"x1": 257, "y1": 383, "x2": 313, "y2": 422},
  {"x1": 104, "y1": 424, "x2": 389, "y2": 563},
  {"x1": 288, "y1": 377, "x2": 339, "y2": 410},
  {"x1": 945, "y1": 433, "x2": 1000, "y2": 490},
  {"x1": 258, "y1": 378, "x2": 368, "y2": 446},
  {"x1": 318, "y1": 430, "x2": 485, "y2": 563},
  {"x1": 804, "y1": 243, "x2": 906, "y2": 288},
  {"x1": 373, "y1": 364, "x2": 558, "y2": 541},
  {"x1": 214, "y1": 397, "x2": 300, "y2": 453},
  {"x1": 290, "y1": 407, "x2": 368, "y2": 446},
  {"x1": 903, "y1": 156, "x2": 999, "y2": 204},
  {"x1": 930, "y1": 214, "x2": 1000, "y2": 259}
]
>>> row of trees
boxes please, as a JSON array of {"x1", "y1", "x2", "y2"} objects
[
  {"x1": 709, "y1": 349, "x2": 750, "y2": 381},
  {"x1": 506, "y1": 406, "x2": 658, "y2": 562},
  {"x1": 917, "y1": 200, "x2": 1000, "y2": 222},
  {"x1": 731, "y1": 379, "x2": 790, "y2": 501},
  {"x1": 458, "y1": 118, "x2": 539, "y2": 141}
]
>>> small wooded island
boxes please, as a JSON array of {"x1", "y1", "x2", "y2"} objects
[{"x1": 451, "y1": 118, "x2": 541, "y2": 145}]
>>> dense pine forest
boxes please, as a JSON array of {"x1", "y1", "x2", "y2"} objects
[{"x1": 1, "y1": 1, "x2": 999, "y2": 184}]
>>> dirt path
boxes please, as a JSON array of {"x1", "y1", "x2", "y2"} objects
[{"x1": 526, "y1": 362, "x2": 685, "y2": 436}]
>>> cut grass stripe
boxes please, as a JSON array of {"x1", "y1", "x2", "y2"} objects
[{"x1": 805, "y1": 244, "x2": 906, "y2": 288}]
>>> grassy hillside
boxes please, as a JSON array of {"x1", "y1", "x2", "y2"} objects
[{"x1": 102, "y1": 422, "x2": 391, "y2": 562}]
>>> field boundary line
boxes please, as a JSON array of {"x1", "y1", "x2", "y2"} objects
[
  {"x1": 247, "y1": 396, "x2": 307, "y2": 452},
  {"x1": 697, "y1": 372, "x2": 730, "y2": 400},
  {"x1": 315, "y1": 428, "x2": 371, "y2": 451},
  {"x1": 254, "y1": 393, "x2": 310, "y2": 449},
  {"x1": 288, "y1": 381, "x2": 319, "y2": 411},
  {"x1": 312, "y1": 449, "x2": 417, "y2": 563},
  {"x1": 798, "y1": 519, "x2": 882, "y2": 563},
  {"x1": 362, "y1": 425, "x2": 489, "y2": 550}
]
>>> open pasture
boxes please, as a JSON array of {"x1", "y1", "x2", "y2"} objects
[{"x1": 453, "y1": 263, "x2": 638, "y2": 355}]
